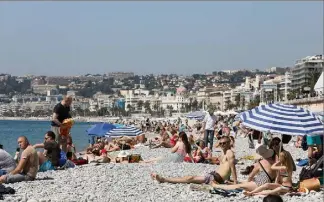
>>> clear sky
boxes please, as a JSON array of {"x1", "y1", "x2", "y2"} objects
[{"x1": 0, "y1": 2, "x2": 323, "y2": 76}]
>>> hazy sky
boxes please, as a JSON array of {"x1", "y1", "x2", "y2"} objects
[{"x1": 0, "y1": 2, "x2": 323, "y2": 76}]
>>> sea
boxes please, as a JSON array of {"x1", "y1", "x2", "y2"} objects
[{"x1": 0, "y1": 120, "x2": 94, "y2": 155}]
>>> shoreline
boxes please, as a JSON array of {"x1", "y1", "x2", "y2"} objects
[
  {"x1": 0, "y1": 116, "x2": 118, "y2": 123},
  {"x1": 0, "y1": 115, "x2": 184, "y2": 123}
]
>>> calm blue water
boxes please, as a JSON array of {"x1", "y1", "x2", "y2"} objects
[{"x1": 0, "y1": 120, "x2": 93, "y2": 155}]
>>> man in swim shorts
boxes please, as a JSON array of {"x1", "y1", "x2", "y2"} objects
[{"x1": 151, "y1": 136, "x2": 237, "y2": 185}]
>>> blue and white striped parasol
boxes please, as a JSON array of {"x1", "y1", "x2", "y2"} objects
[
  {"x1": 186, "y1": 111, "x2": 206, "y2": 120},
  {"x1": 240, "y1": 103, "x2": 324, "y2": 136},
  {"x1": 105, "y1": 126, "x2": 143, "y2": 137}
]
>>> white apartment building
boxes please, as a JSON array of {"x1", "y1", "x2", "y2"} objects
[
  {"x1": 160, "y1": 93, "x2": 189, "y2": 112},
  {"x1": 32, "y1": 84, "x2": 57, "y2": 95},
  {"x1": 291, "y1": 55, "x2": 324, "y2": 90},
  {"x1": 72, "y1": 100, "x2": 90, "y2": 111}
]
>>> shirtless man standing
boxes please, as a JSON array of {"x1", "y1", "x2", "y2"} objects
[{"x1": 151, "y1": 136, "x2": 237, "y2": 185}]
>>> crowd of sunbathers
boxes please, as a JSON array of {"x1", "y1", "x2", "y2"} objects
[{"x1": 0, "y1": 112, "x2": 323, "y2": 201}]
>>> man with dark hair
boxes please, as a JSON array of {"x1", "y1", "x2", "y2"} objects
[
  {"x1": 151, "y1": 136, "x2": 237, "y2": 185},
  {"x1": 34, "y1": 131, "x2": 61, "y2": 171},
  {"x1": 0, "y1": 136, "x2": 39, "y2": 183}
]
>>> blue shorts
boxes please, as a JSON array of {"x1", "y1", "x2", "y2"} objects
[{"x1": 306, "y1": 135, "x2": 323, "y2": 146}]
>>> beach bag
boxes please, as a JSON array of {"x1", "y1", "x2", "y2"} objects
[
  {"x1": 39, "y1": 160, "x2": 55, "y2": 172},
  {"x1": 301, "y1": 135, "x2": 308, "y2": 151},
  {"x1": 299, "y1": 178, "x2": 321, "y2": 191},
  {"x1": 299, "y1": 155, "x2": 324, "y2": 181}
]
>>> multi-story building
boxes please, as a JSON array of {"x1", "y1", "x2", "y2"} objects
[
  {"x1": 291, "y1": 55, "x2": 324, "y2": 90},
  {"x1": 108, "y1": 72, "x2": 134, "y2": 80},
  {"x1": 32, "y1": 84, "x2": 58, "y2": 95}
]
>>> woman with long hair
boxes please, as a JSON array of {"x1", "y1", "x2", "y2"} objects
[
  {"x1": 243, "y1": 150, "x2": 294, "y2": 196},
  {"x1": 142, "y1": 132, "x2": 194, "y2": 163}
]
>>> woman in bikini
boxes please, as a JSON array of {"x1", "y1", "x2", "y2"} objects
[
  {"x1": 142, "y1": 132, "x2": 194, "y2": 163},
  {"x1": 243, "y1": 150, "x2": 294, "y2": 196}
]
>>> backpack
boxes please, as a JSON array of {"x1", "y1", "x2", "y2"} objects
[
  {"x1": 301, "y1": 136, "x2": 308, "y2": 151},
  {"x1": 299, "y1": 155, "x2": 324, "y2": 181}
]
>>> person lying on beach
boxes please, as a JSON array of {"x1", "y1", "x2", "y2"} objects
[
  {"x1": 0, "y1": 136, "x2": 39, "y2": 184},
  {"x1": 151, "y1": 130, "x2": 178, "y2": 149},
  {"x1": 151, "y1": 136, "x2": 237, "y2": 184},
  {"x1": 143, "y1": 132, "x2": 194, "y2": 163},
  {"x1": 151, "y1": 128, "x2": 169, "y2": 144},
  {"x1": 243, "y1": 150, "x2": 294, "y2": 196},
  {"x1": 83, "y1": 147, "x2": 111, "y2": 163},
  {"x1": 105, "y1": 141, "x2": 121, "y2": 152},
  {"x1": 34, "y1": 131, "x2": 61, "y2": 171},
  {"x1": 211, "y1": 145, "x2": 276, "y2": 192}
]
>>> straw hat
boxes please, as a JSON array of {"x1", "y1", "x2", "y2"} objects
[
  {"x1": 256, "y1": 145, "x2": 274, "y2": 159},
  {"x1": 117, "y1": 151, "x2": 130, "y2": 158}
]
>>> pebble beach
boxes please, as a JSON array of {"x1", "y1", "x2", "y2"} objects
[{"x1": 2, "y1": 136, "x2": 323, "y2": 202}]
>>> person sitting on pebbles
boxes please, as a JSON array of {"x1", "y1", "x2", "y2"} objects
[
  {"x1": 34, "y1": 131, "x2": 61, "y2": 171},
  {"x1": 151, "y1": 136, "x2": 237, "y2": 185},
  {"x1": 243, "y1": 150, "x2": 294, "y2": 196},
  {"x1": 211, "y1": 145, "x2": 276, "y2": 192},
  {"x1": 0, "y1": 136, "x2": 39, "y2": 184},
  {"x1": 143, "y1": 132, "x2": 194, "y2": 163}
]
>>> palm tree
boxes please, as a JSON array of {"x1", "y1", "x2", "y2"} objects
[
  {"x1": 192, "y1": 99, "x2": 198, "y2": 111},
  {"x1": 144, "y1": 101, "x2": 151, "y2": 113},
  {"x1": 137, "y1": 100, "x2": 144, "y2": 112},
  {"x1": 167, "y1": 105, "x2": 173, "y2": 116}
]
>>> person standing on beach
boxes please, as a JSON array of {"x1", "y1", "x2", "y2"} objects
[
  {"x1": 0, "y1": 136, "x2": 39, "y2": 184},
  {"x1": 202, "y1": 109, "x2": 217, "y2": 151},
  {"x1": 51, "y1": 96, "x2": 73, "y2": 152}
]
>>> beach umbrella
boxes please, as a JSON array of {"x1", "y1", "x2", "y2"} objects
[
  {"x1": 240, "y1": 103, "x2": 323, "y2": 136},
  {"x1": 186, "y1": 111, "x2": 206, "y2": 120},
  {"x1": 114, "y1": 123, "x2": 125, "y2": 128},
  {"x1": 105, "y1": 126, "x2": 143, "y2": 138},
  {"x1": 86, "y1": 123, "x2": 116, "y2": 137}
]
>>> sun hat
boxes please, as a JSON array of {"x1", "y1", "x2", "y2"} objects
[
  {"x1": 117, "y1": 151, "x2": 130, "y2": 158},
  {"x1": 256, "y1": 145, "x2": 274, "y2": 159}
]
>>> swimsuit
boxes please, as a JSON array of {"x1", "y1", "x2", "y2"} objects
[
  {"x1": 204, "y1": 171, "x2": 225, "y2": 184},
  {"x1": 254, "y1": 161, "x2": 275, "y2": 186}
]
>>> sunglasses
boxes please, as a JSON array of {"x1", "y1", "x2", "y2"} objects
[{"x1": 219, "y1": 141, "x2": 229, "y2": 145}]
